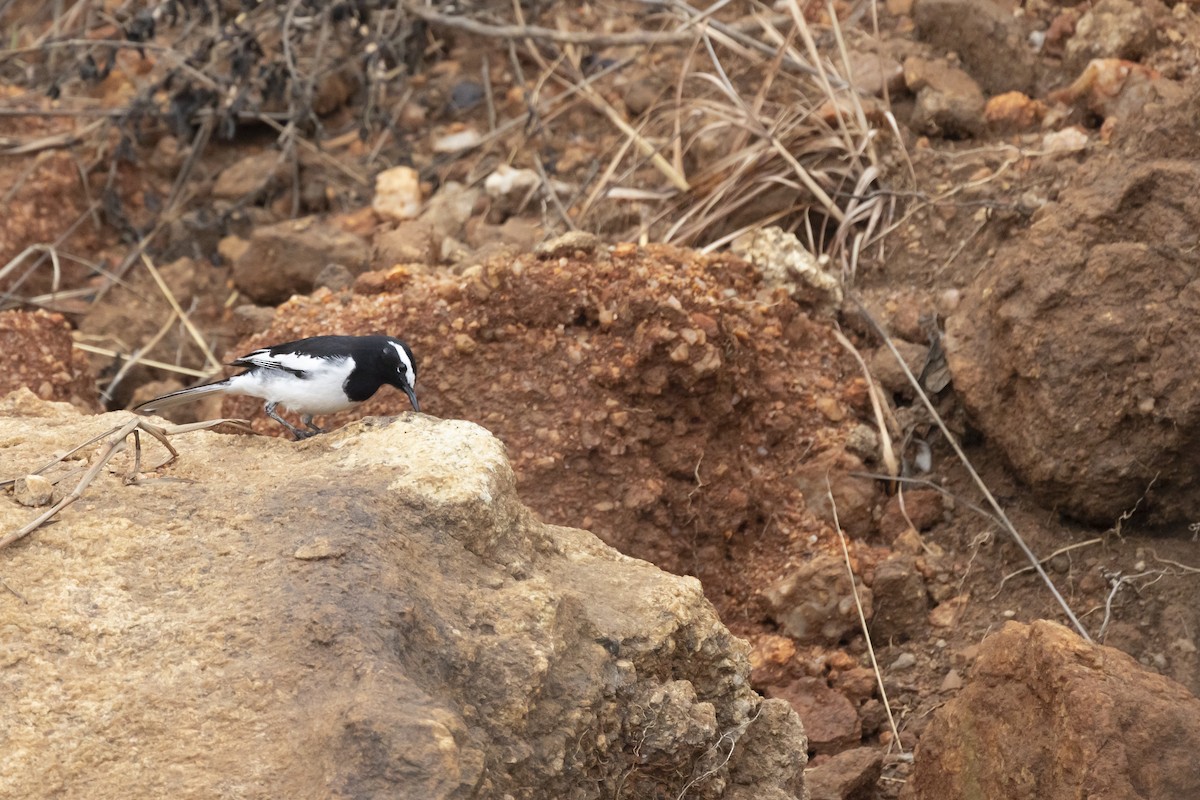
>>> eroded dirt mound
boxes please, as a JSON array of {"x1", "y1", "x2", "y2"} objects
[
  {"x1": 0, "y1": 310, "x2": 96, "y2": 410},
  {"x1": 220, "y1": 241, "x2": 885, "y2": 628}
]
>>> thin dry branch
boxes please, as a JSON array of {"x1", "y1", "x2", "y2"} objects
[
  {"x1": 993, "y1": 538, "x2": 1104, "y2": 597},
  {"x1": 405, "y1": 2, "x2": 699, "y2": 46},
  {"x1": 138, "y1": 253, "x2": 222, "y2": 371},
  {"x1": 833, "y1": 328, "x2": 900, "y2": 477},
  {"x1": 853, "y1": 297, "x2": 1094, "y2": 643},
  {"x1": 0, "y1": 119, "x2": 105, "y2": 155},
  {"x1": 72, "y1": 342, "x2": 212, "y2": 379},
  {"x1": 0, "y1": 417, "x2": 251, "y2": 551},
  {"x1": 827, "y1": 476, "x2": 904, "y2": 754}
]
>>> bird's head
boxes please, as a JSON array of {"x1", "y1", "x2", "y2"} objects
[{"x1": 384, "y1": 338, "x2": 420, "y2": 412}]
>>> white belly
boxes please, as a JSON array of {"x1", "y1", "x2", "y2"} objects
[{"x1": 227, "y1": 359, "x2": 359, "y2": 415}]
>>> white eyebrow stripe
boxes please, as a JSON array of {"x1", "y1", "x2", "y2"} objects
[{"x1": 390, "y1": 342, "x2": 415, "y2": 386}]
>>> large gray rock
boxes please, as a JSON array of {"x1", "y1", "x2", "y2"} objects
[{"x1": 0, "y1": 391, "x2": 806, "y2": 799}]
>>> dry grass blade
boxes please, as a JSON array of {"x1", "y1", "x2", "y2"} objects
[
  {"x1": 993, "y1": 538, "x2": 1104, "y2": 597},
  {"x1": 697, "y1": 35, "x2": 844, "y2": 223},
  {"x1": 575, "y1": 79, "x2": 691, "y2": 193},
  {"x1": 833, "y1": 328, "x2": 899, "y2": 478},
  {"x1": 0, "y1": 244, "x2": 62, "y2": 300},
  {"x1": 138, "y1": 253, "x2": 222, "y2": 372},
  {"x1": 0, "y1": 119, "x2": 104, "y2": 155},
  {"x1": 665, "y1": 0, "x2": 832, "y2": 84},
  {"x1": 72, "y1": 342, "x2": 213, "y2": 379},
  {"x1": 853, "y1": 297, "x2": 1094, "y2": 643},
  {"x1": 630, "y1": 20, "x2": 884, "y2": 252},
  {"x1": 0, "y1": 417, "x2": 251, "y2": 551},
  {"x1": 827, "y1": 476, "x2": 904, "y2": 754},
  {"x1": 404, "y1": 2, "x2": 698, "y2": 46},
  {"x1": 97, "y1": 284, "x2": 212, "y2": 405}
]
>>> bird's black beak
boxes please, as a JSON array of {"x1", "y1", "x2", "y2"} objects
[{"x1": 404, "y1": 384, "x2": 420, "y2": 412}]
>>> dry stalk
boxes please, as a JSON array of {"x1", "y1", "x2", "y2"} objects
[
  {"x1": 849, "y1": 471, "x2": 1003, "y2": 527},
  {"x1": 0, "y1": 417, "x2": 251, "y2": 551},
  {"x1": 575, "y1": 78, "x2": 691, "y2": 193},
  {"x1": 826, "y1": 476, "x2": 904, "y2": 754},
  {"x1": 0, "y1": 244, "x2": 61, "y2": 313},
  {"x1": 404, "y1": 2, "x2": 699, "y2": 46},
  {"x1": 72, "y1": 342, "x2": 212, "y2": 379},
  {"x1": 1097, "y1": 570, "x2": 1164, "y2": 642},
  {"x1": 1150, "y1": 551, "x2": 1200, "y2": 574},
  {"x1": 832, "y1": 329, "x2": 900, "y2": 478},
  {"x1": 853, "y1": 297, "x2": 1094, "y2": 643},
  {"x1": 992, "y1": 538, "x2": 1103, "y2": 598},
  {"x1": 99, "y1": 291, "x2": 194, "y2": 405},
  {"x1": 138, "y1": 253, "x2": 222, "y2": 371}
]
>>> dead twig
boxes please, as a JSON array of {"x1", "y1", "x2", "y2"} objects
[
  {"x1": 992, "y1": 538, "x2": 1104, "y2": 598},
  {"x1": 1150, "y1": 551, "x2": 1200, "y2": 574},
  {"x1": 853, "y1": 297, "x2": 1094, "y2": 643},
  {"x1": 0, "y1": 417, "x2": 251, "y2": 551},
  {"x1": 833, "y1": 328, "x2": 900, "y2": 478},
  {"x1": 827, "y1": 475, "x2": 904, "y2": 754},
  {"x1": 138, "y1": 253, "x2": 222, "y2": 371},
  {"x1": 404, "y1": 3, "x2": 698, "y2": 46},
  {"x1": 72, "y1": 342, "x2": 212, "y2": 379},
  {"x1": 1097, "y1": 570, "x2": 1164, "y2": 642},
  {"x1": 0, "y1": 119, "x2": 105, "y2": 155}
]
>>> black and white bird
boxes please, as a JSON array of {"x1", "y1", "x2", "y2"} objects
[{"x1": 135, "y1": 334, "x2": 419, "y2": 440}]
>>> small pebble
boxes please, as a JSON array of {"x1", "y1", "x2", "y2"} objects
[
  {"x1": 14, "y1": 475, "x2": 53, "y2": 507},
  {"x1": 448, "y1": 81, "x2": 485, "y2": 113},
  {"x1": 372, "y1": 166, "x2": 422, "y2": 221}
]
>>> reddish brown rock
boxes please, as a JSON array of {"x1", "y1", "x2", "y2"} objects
[
  {"x1": 913, "y1": 0, "x2": 1036, "y2": 94},
  {"x1": 223, "y1": 244, "x2": 869, "y2": 618},
  {"x1": 805, "y1": 747, "x2": 884, "y2": 800},
  {"x1": 1064, "y1": 0, "x2": 1157, "y2": 73},
  {"x1": 831, "y1": 666, "x2": 878, "y2": 704},
  {"x1": 878, "y1": 488, "x2": 943, "y2": 541},
  {"x1": 749, "y1": 634, "x2": 799, "y2": 687},
  {"x1": 865, "y1": 340, "x2": 928, "y2": 397},
  {"x1": 794, "y1": 450, "x2": 878, "y2": 538},
  {"x1": 767, "y1": 677, "x2": 861, "y2": 754},
  {"x1": 944, "y1": 159, "x2": 1200, "y2": 524},
  {"x1": 903, "y1": 57, "x2": 986, "y2": 137},
  {"x1": 763, "y1": 554, "x2": 873, "y2": 646},
  {"x1": 913, "y1": 620, "x2": 1200, "y2": 799}
]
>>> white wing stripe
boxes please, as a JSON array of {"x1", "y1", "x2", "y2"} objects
[{"x1": 242, "y1": 352, "x2": 349, "y2": 373}]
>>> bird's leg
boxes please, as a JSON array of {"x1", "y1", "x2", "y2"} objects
[
  {"x1": 265, "y1": 401, "x2": 310, "y2": 440},
  {"x1": 301, "y1": 414, "x2": 325, "y2": 434}
]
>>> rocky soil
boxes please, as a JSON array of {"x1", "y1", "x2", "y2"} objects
[{"x1": 4, "y1": 0, "x2": 1200, "y2": 797}]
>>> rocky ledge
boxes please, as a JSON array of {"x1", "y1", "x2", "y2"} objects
[{"x1": 0, "y1": 390, "x2": 805, "y2": 799}]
